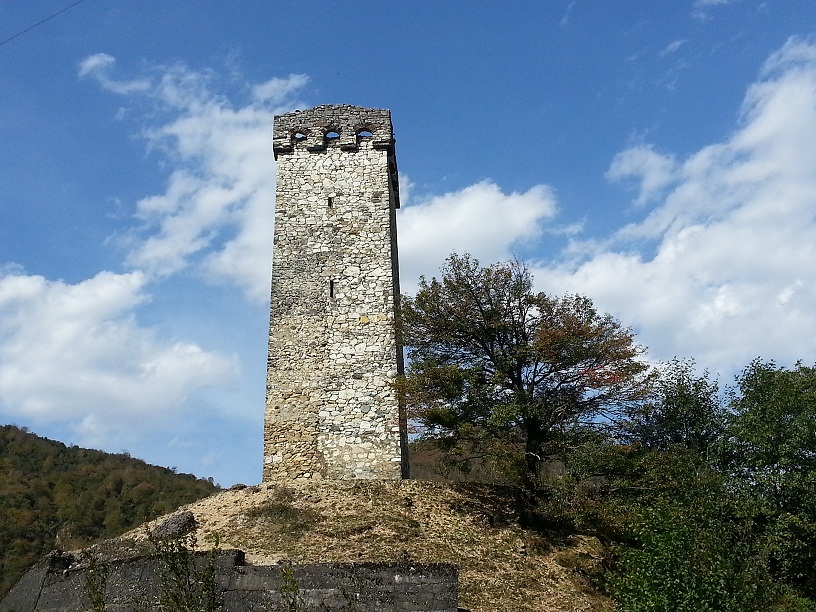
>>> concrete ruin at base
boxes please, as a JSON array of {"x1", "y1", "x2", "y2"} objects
[
  {"x1": 1, "y1": 550, "x2": 459, "y2": 611},
  {"x1": 264, "y1": 105, "x2": 408, "y2": 481}
]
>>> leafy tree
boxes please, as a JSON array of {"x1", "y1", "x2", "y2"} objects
[
  {"x1": 608, "y1": 359, "x2": 816, "y2": 609},
  {"x1": 722, "y1": 360, "x2": 816, "y2": 600},
  {"x1": 724, "y1": 360, "x2": 816, "y2": 509},
  {"x1": 400, "y1": 253, "x2": 651, "y2": 485},
  {"x1": 625, "y1": 358, "x2": 723, "y2": 455}
]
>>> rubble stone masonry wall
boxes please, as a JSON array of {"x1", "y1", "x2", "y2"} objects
[{"x1": 263, "y1": 105, "x2": 407, "y2": 481}]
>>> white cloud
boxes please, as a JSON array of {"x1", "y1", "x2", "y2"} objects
[
  {"x1": 0, "y1": 270, "x2": 238, "y2": 446},
  {"x1": 606, "y1": 145, "x2": 679, "y2": 207},
  {"x1": 535, "y1": 36, "x2": 816, "y2": 378},
  {"x1": 659, "y1": 39, "x2": 688, "y2": 57},
  {"x1": 132, "y1": 103, "x2": 280, "y2": 301},
  {"x1": 78, "y1": 52, "x2": 115, "y2": 76},
  {"x1": 78, "y1": 52, "x2": 150, "y2": 94},
  {"x1": 560, "y1": 1, "x2": 577, "y2": 27},
  {"x1": 252, "y1": 74, "x2": 310, "y2": 103},
  {"x1": 398, "y1": 181, "x2": 557, "y2": 292},
  {"x1": 79, "y1": 55, "x2": 309, "y2": 301},
  {"x1": 692, "y1": 0, "x2": 737, "y2": 21}
]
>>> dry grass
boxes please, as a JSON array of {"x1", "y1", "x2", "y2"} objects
[{"x1": 125, "y1": 479, "x2": 613, "y2": 612}]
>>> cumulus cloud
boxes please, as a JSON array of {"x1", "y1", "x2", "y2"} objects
[
  {"x1": 79, "y1": 55, "x2": 309, "y2": 300},
  {"x1": 397, "y1": 181, "x2": 558, "y2": 292},
  {"x1": 0, "y1": 270, "x2": 237, "y2": 446},
  {"x1": 535, "y1": 36, "x2": 816, "y2": 377}
]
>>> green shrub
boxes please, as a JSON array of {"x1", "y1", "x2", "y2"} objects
[
  {"x1": 149, "y1": 529, "x2": 222, "y2": 612},
  {"x1": 609, "y1": 499, "x2": 772, "y2": 612}
]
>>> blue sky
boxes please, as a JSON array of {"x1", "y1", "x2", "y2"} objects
[{"x1": 2, "y1": 1, "x2": 816, "y2": 486}]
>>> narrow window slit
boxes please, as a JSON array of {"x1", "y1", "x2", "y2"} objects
[
  {"x1": 327, "y1": 196, "x2": 334, "y2": 208},
  {"x1": 329, "y1": 279, "x2": 336, "y2": 299}
]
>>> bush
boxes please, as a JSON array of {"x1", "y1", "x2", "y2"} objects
[{"x1": 609, "y1": 497, "x2": 772, "y2": 612}]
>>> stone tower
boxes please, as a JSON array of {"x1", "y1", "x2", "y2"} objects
[{"x1": 263, "y1": 105, "x2": 407, "y2": 482}]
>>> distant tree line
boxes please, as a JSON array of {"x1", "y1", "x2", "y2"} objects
[
  {"x1": 402, "y1": 253, "x2": 816, "y2": 612},
  {"x1": 0, "y1": 425, "x2": 219, "y2": 598}
]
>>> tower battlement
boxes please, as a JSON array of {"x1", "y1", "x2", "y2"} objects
[
  {"x1": 273, "y1": 105, "x2": 395, "y2": 158},
  {"x1": 264, "y1": 104, "x2": 407, "y2": 482}
]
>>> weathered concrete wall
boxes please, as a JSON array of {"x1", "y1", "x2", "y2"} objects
[
  {"x1": 264, "y1": 105, "x2": 407, "y2": 481},
  {"x1": 1, "y1": 550, "x2": 459, "y2": 611}
]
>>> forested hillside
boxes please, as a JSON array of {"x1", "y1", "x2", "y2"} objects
[{"x1": 0, "y1": 424, "x2": 219, "y2": 597}]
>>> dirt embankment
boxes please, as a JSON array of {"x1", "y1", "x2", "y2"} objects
[{"x1": 123, "y1": 479, "x2": 612, "y2": 612}]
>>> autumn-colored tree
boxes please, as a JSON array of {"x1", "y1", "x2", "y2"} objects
[{"x1": 400, "y1": 253, "x2": 651, "y2": 486}]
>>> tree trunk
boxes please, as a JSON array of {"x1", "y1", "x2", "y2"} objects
[{"x1": 523, "y1": 417, "x2": 546, "y2": 491}]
